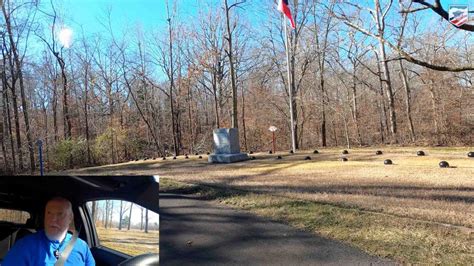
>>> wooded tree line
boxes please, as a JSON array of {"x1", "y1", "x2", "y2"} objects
[
  {"x1": 89, "y1": 200, "x2": 157, "y2": 232},
  {"x1": 1, "y1": 0, "x2": 472, "y2": 174}
]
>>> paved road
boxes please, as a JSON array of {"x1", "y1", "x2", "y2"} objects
[{"x1": 160, "y1": 193, "x2": 395, "y2": 265}]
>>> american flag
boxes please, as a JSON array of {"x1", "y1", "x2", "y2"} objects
[{"x1": 449, "y1": 5, "x2": 469, "y2": 27}]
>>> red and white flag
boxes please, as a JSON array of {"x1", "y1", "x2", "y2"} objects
[
  {"x1": 449, "y1": 5, "x2": 469, "y2": 27},
  {"x1": 278, "y1": 0, "x2": 296, "y2": 29}
]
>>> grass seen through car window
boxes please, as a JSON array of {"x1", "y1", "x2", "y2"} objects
[{"x1": 86, "y1": 200, "x2": 159, "y2": 256}]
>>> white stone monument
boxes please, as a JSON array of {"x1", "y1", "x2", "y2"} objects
[{"x1": 208, "y1": 128, "x2": 249, "y2": 163}]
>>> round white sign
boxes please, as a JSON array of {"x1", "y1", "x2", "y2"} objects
[{"x1": 269, "y1": 126, "x2": 278, "y2": 132}]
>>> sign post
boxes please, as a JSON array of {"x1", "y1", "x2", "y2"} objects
[
  {"x1": 269, "y1": 126, "x2": 278, "y2": 154},
  {"x1": 37, "y1": 140, "x2": 44, "y2": 176}
]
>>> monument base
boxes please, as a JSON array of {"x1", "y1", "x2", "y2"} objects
[{"x1": 208, "y1": 153, "x2": 249, "y2": 163}]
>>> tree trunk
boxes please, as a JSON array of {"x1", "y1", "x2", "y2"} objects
[
  {"x1": 42, "y1": 105, "x2": 48, "y2": 171},
  {"x1": 224, "y1": 0, "x2": 238, "y2": 129},
  {"x1": 331, "y1": 118, "x2": 338, "y2": 146},
  {"x1": 118, "y1": 200, "x2": 123, "y2": 230},
  {"x1": 2, "y1": 69, "x2": 14, "y2": 173},
  {"x1": 343, "y1": 112, "x2": 351, "y2": 149},
  {"x1": 107, "y1": 81, "x2": 116, "y2": 164},
  {"x1": 320, "y1": 93, "x2": 326, "y2": 147},
  {"x1": 109, "y1": 201, "x2": 114, "y2": 228},
  {"x1": 167, "y1": 14, "x2": 179, "y2": 156},
  {"x1": 1, "y1": 94, "x2": 9, "y2": 173},
  {"x1": 91, "y1": 201, "x2": 97, "y2": 224},
  {"x1": 84, "y1": 66, "x2": 92, "y2": 165},
  {"x1": 351, "y1": 75, "x2": 362, "y2": 146},
  {"x1": 144, "y1": 209, "x2": 149, "y2": 233},
  {"x1": 375, "y1": 52, "x2": 390, "y2": 143},
  {"x1": 57, "y1": 58, "x2": 71, "y2": 140},
  {"x1": 127, "y1": 203, "x2": 133, "y2": 230},
  {"x1": 428, "y1": 84, "x2": 440, "y2": 145},
  {"x1": 213, "y1": 89, "x2": 220, "y2": 128},
  {"x1": 3, "y1": 87, "x2": 16, "y2": 174},
  {"x1": 241, "y1": 87, "x2": 248, "y2": 151},
  {"x1": 52, "y1": 78, "x2": 58, "y2": 142},
  {"x1": 104, "y1": 200, "x2": 109, "y2": 229},
  {"x1": 398, "y1": 60, "x2": 416, "y2": 142},
  {"x1": 10, "y1": 85, "x2": 23, "y2": 171},
  {"x1": 374, "y1": 0, "x2": 397, "y2": 143},
  {"x1": 2, "y1": 3, "x2": 35, "y2": 172},
  {"x1": 140, "y1": 207, "x2": 144, "y2": 230}
]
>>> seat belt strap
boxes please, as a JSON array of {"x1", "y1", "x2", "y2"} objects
[{"x1": 54, "y1": 229, "x2": 79, "y2": 266}]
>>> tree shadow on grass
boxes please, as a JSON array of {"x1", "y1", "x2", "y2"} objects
[{"x1": 159, "y1": 193, "x2": 395, "y2": 265}]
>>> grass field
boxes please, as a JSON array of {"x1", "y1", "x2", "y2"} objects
[
  {"x1": 96, "y1": 227, "x2": 159, "y2": 256},
  {"x1": 68, "y1": 146, "x2": 473, "y2": 264}
]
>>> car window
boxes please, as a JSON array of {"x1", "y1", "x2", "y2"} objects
[
  {"x1": 85, "y1": 200, "x2": 159, "y2": 256},
  {"x1": 0, "y1": 209, "x2": 30, "y2": 224}
]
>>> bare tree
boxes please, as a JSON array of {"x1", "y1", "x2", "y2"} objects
[
  {"x1": 223, "y1": 0, "x2": 245, "y2": 128},
  {"x1": 36, "y1": 0, "x2": 73, "y2": 141},
  {"x1": 2, "y1": 0, "x2": 36, "y2": 172},
  {"x1": 336, "y1": 0, "x2": 399, "y2": 143},
  {"x1": 310, "y1": 0, "x2": 336, "y2": 147}
]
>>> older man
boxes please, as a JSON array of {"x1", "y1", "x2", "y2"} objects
[{"x1": 3, "y1": 197, "x2": 95, "y2": 266}]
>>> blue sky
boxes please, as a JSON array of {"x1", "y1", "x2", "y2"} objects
[
  {"x1": 53, "y1": 0, "x2": 471, "y2": 35},
  {"x1": 60, "y1": 0, "x2": 171, "y2": 35},
  {"x1": 53, "y1": 0, "x2": 266, "y2": 37},
  {"x1": 30, "y1": 0, "x2": 471, "y2": 59}
]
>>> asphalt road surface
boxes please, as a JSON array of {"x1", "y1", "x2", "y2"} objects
[{"x1": 160, "y1": 193, "x2": 395, "y2": 265}]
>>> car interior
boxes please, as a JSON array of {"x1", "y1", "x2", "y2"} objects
[{"x1": 0, "y1": 176, "x2": 159, "y2": 266}]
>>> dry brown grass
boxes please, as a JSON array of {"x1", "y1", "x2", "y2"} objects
[
  {"x1": 96, "y1": 227, "x2": 159, "y2": 256},
  {"x1": 157, "y1": 147, "x2": 474, "y2": 227},
  {"x1": 68, "y1": 146, "x2": 473, "y2": 263},
  {"x1": 69, "y1": 147, "x2": 473, "y2": 228}
]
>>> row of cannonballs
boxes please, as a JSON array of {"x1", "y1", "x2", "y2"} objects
[
  {"x1": 135, "y1": 152, "x2": 211, "y2": 161},
  {"x1": 269, "y1": 149, "x2": 474, "y2": 168},
  {"x1": 138, "y1": 150, "x2": 473, "y2": 168}
]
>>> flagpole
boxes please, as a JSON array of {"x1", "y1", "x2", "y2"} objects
[{"x1": 283, "y1": 14, "x2": 296, "y2": 153}]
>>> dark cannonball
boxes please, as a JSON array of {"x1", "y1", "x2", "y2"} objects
[
  {"x1": 276, "y1": 156, "x2": 282, "y2": 160},
  {"x1": 173, "y1": 156, "x2": 177, "y2": 160},
  {"x1": 195, "y1": 152, "x2": 199, "y2": 155},
  {"x1": 251, "y1": 156, "x2": 256, "y2": 160},
  {"x1": 342, "y1": 150, "x2": 349, "y2": 155},
  {"x1": 143, "y1": 157, "x2": 148, "y2": 161},
  {"x1": 162, "y1": 157, "x2": 166, "y2": 160},
  {"x1": 185, "y1": 155, "x2": 189, "y2": 159},
  {"x1": 289, "y1": 150, "x2": 294, "y2": 154},
  {"x1": 376, "y1": 150, "x2": 383, "y2": 155},
  {"x1": 269, "y1": 150, "x2": 273, "y2": 154},
  {"x1": 468, "y1": 152, "x2": 474, "y2": 158},
  {"x1": 304, "y1": 156, "x2": 311, "y2": 160},
  {"x1": 207, "y1": 152, "x2": 210, "y2": 155},
  {"x1": 341, "y1": 157, "x2": 348, "y2": 162},
  {"x1": 249, "y1": 151, "x2": 254, "y2": 154},
  {"x1": 417, "y1": 151, "x2": 425, "y2": 156},
  {"x1": 439, "y1": 161, "x2": 449, "y2": 168},
  {"x1": 313, "y1": 150, "x2": 319, "y2": 154},
  {"x1": 199, "y1": 155, "x2": 203, "y2": 159},
  {"x1": 135, "y1": 159, "x2": 139, "y2": 161},
  {"x1": 384, "y1": 159, "x2": 393, "y2": 165}
]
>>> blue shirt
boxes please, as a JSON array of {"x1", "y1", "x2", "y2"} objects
[{"x1": 2, "y1": 230, "x2": 95, "y2": 266}]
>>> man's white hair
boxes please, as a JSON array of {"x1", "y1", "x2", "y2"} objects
[{"x1": 47, "y1": 196, "x2": 73, "y2": 216}]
